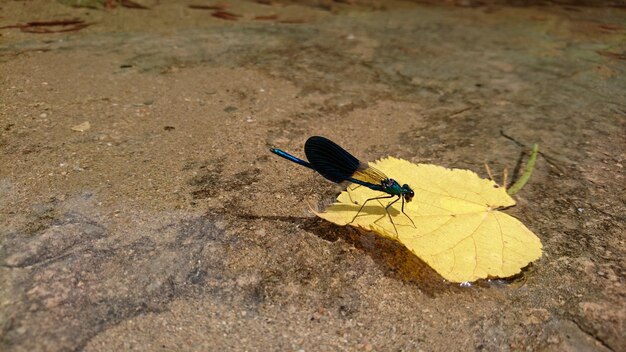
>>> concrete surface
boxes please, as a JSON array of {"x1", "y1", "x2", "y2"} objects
[{"x1": 1, "y1": 1, "x2": 624, "y2": 351}]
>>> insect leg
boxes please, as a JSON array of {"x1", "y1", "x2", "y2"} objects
[
  {"x1": 350, "y1": 194, "x2": 395, "y2": 225},
  {"x1": 400, "y1": 197, "x2": 416, "y2": 228},
  {"x1": 346, "y1": 183, "x2": 362, "y2": 205},
  {"x1": 383, "y1": 196, "x2": 401, "y2": 235}
]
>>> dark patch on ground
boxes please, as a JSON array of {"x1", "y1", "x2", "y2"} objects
[
  {"x1": 187, "y1": 158, "x2": 226, "y2": 199},
  {"x1": 0, "y1": 207, "x2": 245, "y2": 351},
  {"x1": 2, "y1": 211, "x2": 107, "y2": 268}
]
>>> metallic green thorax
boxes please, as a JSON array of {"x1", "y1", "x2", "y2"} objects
[{"x1": 349, "y1": 177, "x2": 414, "y2": 203}]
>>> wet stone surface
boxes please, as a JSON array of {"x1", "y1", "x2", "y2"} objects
[{"x1": 1, "y1": 1, "x2": 625, "y2": 351}]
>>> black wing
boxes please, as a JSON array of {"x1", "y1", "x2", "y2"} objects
[{"x1": 304, "y1": 136, "x2": 362, "y2": 183}]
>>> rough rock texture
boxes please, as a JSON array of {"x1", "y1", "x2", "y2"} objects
[{"x1": 1, "y1": 1, "x2": 624, "y2": 351}]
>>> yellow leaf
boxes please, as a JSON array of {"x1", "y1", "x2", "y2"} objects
[{"x1": 315, "y1": 157, "x2": 543, "y2": 283}]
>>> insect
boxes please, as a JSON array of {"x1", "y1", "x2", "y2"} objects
[{"x1": 270, "y1": 136, "x2": 416, "y2": 234}]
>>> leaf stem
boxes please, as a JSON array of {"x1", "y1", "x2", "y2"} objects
[{"x1": 507, "y1": 144, "x2": 539, "y2": 196}]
